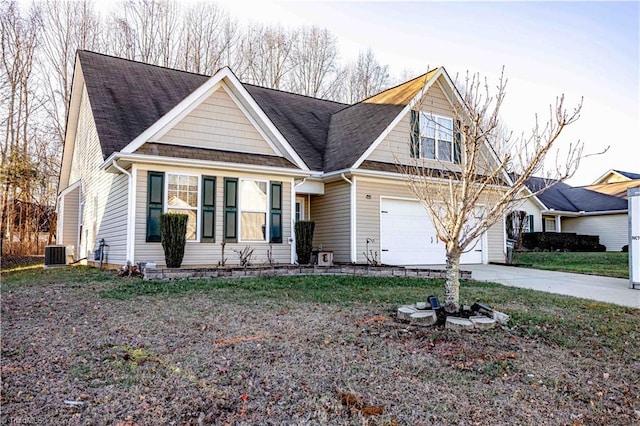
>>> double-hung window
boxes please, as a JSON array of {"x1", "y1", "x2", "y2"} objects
[
  {"x1": 239, "y1": 179, "x2": 268, "y2": 242},
  {"x1": 420, "y1": 113, "x2": 454, "y2": 161},
  {"x1": 146, "y1": 171, "x2": 216, "y2": 242},
  {"x1": 224, "y1": 178, "x2": 282, "y2": 243},
  {"x1": 167, "y1": 174, "x2": 199, "y2": 240}
]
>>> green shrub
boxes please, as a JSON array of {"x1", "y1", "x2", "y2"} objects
[
  {"x1": 159, "y1": 213, "x2": 188, "y2": 268},
  {"x1": 521, "y1": 232, "x2": 605, "y2": 252},
  {"x1": 295, "y1": 221, "x2": 315, "y2": 264}
]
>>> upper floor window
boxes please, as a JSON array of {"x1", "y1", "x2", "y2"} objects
[{"x1": 411, "y1": 111, "x2": 461, "y2": 164}]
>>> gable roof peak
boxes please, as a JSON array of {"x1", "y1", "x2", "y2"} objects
[{"x1": 358, "y1": 67, "x2": 440, "y2": 106}]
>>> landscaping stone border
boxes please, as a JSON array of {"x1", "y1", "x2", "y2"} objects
[{"x1": 143, "y1": 264, "x2": 472, "y2": 281}]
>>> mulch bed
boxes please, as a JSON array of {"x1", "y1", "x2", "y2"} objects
[{"x1": 2, "y1": 276, "x2": 639, "y2": 425}]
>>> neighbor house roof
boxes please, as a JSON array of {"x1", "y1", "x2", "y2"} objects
[
  {"x1": 76, "y1": 51, "x2": 442, "y2": 173},
  {"x1": 613, "y1": 170, "x2": 640, "y2": 180},
  {"x1": 525, "y1": 177, "x2": 628, "y2": 212}
]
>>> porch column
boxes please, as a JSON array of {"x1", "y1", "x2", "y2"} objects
[{"x1": 555, "y1": 215, "x2": 562, "y2": 232}]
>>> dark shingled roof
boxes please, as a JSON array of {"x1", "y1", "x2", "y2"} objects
[
  {"x1": 614, "y1": 170, "x2": 640, "y2": 180},
  {"x1": 324, "y1": 70, "x2": 437, "y2": 172},
  {"x1": 525, "y1": 177, "x2": 628, "y2": 212},
  {"x1": 136, "y1": 143, "x2": 297, "y2": 168},
  {"x1": 78, "y1": 51, "x2": 208, "y2": 159},
  {"x1": 243, "y1": 84, "x2": 346, "y2": 170},
  {"x1": 77, "y1": 51, "x2": 436, "y2": 172}
]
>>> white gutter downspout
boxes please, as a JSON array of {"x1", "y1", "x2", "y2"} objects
[
  {"x1": 341, "y1": 173, "x2": 356, "y2": 263},
  {"x1": 111, "y1": 159, "x2": 134, "y2": 264}
]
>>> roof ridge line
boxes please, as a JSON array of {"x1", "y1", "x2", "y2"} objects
[
  {"x1": 241, "y1": 82, "x2": 348, "y2": 106},
  {"x1": 78, "y1": 50, "x2": 210, "y2": 78}
]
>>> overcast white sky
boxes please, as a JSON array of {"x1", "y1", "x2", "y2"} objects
[{"x1": 214, "y1": 0, "x2": 639, "y2": 185}]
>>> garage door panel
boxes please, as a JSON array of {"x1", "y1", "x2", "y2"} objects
[{"x1": 380, "y1": 198, "x2": 483, "y2": 266}]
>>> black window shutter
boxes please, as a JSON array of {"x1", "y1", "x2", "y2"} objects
[
  {"x1": 201, "y1": 176, "x2": 216, "y2": 242},
  {"x1": 146, "y1": 171, "x2": 164, "y2": 242},
  {"x1": 270, "y1": 181, "x2": 282, "y2": 243},
  {"x1": 223, "y1": 178, "x2": 238, "y2": 242},
  {"x1": 454, "y1": 119, "x2": 462, "y2": 164},
  {"x1": 410, "y1": 110, "x2": 420, "y2": 158}
]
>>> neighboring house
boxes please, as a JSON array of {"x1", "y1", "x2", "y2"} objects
[
  {"x1": 587, "y1": 169, "x2": 640, "y2": 199},
  {"x1": 57, "y1": 51, "x2": 506, "y2": 268},
  {"x1": 522, "y1": 177, "x2": 629, "y2": 251}
]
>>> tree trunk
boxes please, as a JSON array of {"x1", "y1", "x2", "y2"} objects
[{"x1": 443, "y1": 249, "x2": 462, "y2": 313}]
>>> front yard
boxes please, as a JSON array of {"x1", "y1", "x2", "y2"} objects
[
  {"x1": 2, "y1": 266, "x2": 639, "y2": 425},
  {"x1": 512, "y1": 251, "x2": 629, "y2": 279}
]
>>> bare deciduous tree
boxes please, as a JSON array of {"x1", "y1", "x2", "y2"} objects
[
  {"x1": 396, "y1": 70, "x2": 584, "y2": 313},
  {"x1": 240, "y1": 24, "x2": 294, "y2": 89},
  {"x1": 344, "y1": 48, "x2": 390, "y2": 103},
  {"x1": 287, "y1": 26, "x2": 341, "y2": 98},
  {"x1": 1, "y1": 0, "x2": 47, "y2": 254},
  {"x1": 40, "y1": 0, "x2": 101, "y2": 147},
  {"x1": 181, "y1": 2, "x2": 237, "y2": 75},
  {"x1": 109, "y1": 0, "x2": 180, "y2": 66}
]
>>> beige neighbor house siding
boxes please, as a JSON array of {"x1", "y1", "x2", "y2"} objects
[
  {"x1": 487, "y1": 220, "x2": 505, "y2": 263},
  {"x1": 310, "y1": 180, "x2": 351, "y2": 263},
  {"x1": 511, "y1": 197, "x2": 544, "y2": 233},
  {"x1": 134, "y1": 164, "x2": 292, "y2": 266},
  {"x1": 65, "y1": 85, "x2": 128, "y2": 265},
  {"x1": 354, "y1": 176, "x2": 504, "y2": 264},
  {"x1": 562, "y1": 214, "x2": 628, "y2": 251},
  {"x1": 156, "y1": 85, "x2": 277, "y2": 156}
]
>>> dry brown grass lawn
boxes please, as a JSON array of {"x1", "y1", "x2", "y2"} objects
[{"x1": 2, "y1": 267, "x2": 639, "y2": 425}]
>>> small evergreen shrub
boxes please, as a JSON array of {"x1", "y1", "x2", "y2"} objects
[
  {"x1": 295, "y1": 221, "x2": 315, "y2": 264},
  {"x1": 159, "y1": 213, "x2": 188, "y2": 268}
]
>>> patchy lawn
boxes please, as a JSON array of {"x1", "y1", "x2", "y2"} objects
[
  {"x1": 512, "y1": 251, "x2": 629, "y2": 279},
  {"x1": 2, "y1": 267, "x2": 639, "y2": 425}
]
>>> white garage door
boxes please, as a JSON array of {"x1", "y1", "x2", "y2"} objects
[{"x1": 380, "y1": 198, "x2": 483, "y2": 266}]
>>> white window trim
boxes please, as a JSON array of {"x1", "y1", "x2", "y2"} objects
[
  {"x1": 295, "y1": 196, "x2": 305, "y2": 222},
  {"x1": 238, "y1": 178, "x2": 270, "y2": 243},
  {"x1": 419, "y1": 112, "x2": 454, "y2": 162},
  {"x1": 165, "y1": 172, "x2": 201, "y2": 242}
]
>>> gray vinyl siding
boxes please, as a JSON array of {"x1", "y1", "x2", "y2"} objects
[
  {"x1": 562, "y1": 214, "x2": 628, "y2": 251},
  {"x1": 156, "y1": 85, "x2": 276, "y2": 156},
  {"x1": 310, "y1": 180, "x2": 351, "y2": 263},
  {"x1": 134, "y1": 165, "x2": 293, "y2": 267},
  {"x1": 63, "y1": 85, "x2": 128, "y2": 264},
  {"x1": 59, "y1": 186, "x2": 80, "y2": 257},
  {"x1": 99, "y1": 174, "x2": 129, "y2": 265}
]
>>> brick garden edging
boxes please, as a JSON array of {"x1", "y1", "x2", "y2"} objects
[{"x1": 143, "y1": 264, "x2": 472, "y2": 281}]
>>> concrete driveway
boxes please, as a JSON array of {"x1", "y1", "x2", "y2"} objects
[{"x1": 463, "y1": 264, "x2": 639, "y2": 309}]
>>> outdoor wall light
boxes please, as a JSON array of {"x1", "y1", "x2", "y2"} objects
[{"x1": 366, "y1": 194, "x2": 371, "y2": 199}]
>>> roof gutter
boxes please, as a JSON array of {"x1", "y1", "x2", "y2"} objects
[{"x1": 541, "y1": 209, "x2": 627, "y2": 217}]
